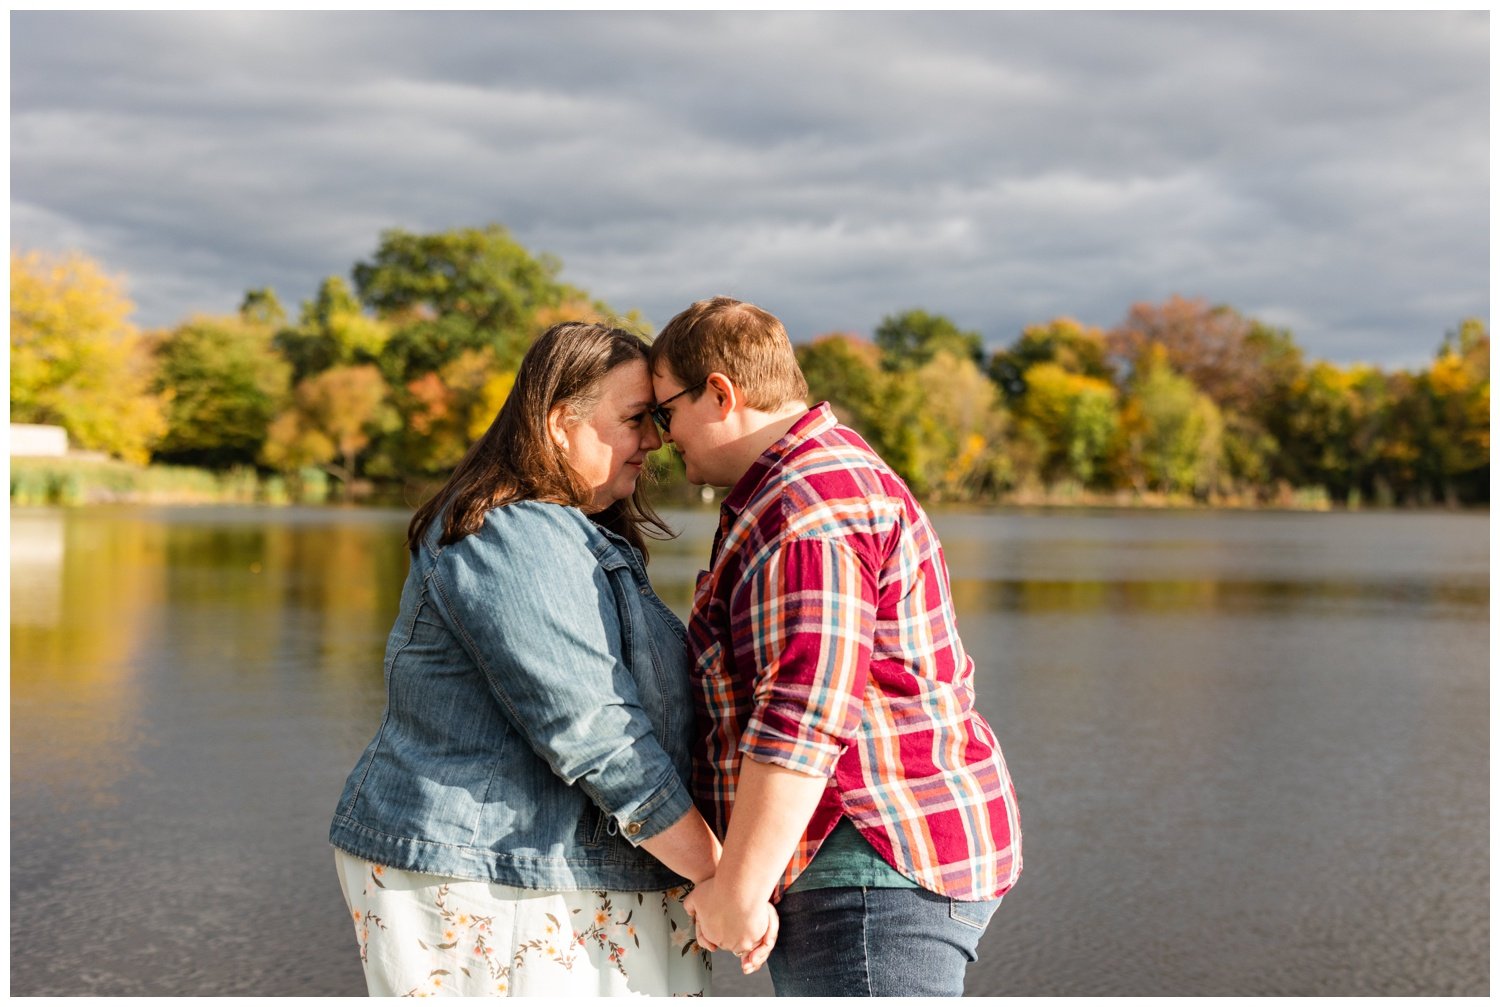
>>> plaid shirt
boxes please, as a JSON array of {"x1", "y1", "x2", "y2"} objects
[{"x1": 687, "y1": 403, "x2": 1022, "y2": 901}]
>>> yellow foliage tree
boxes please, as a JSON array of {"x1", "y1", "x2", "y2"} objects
[
  {"x1": 1117, "y1": 346, "x2": 1223, "y2": 496},
  {"x1": 260, "y1": 364, "x2": 389, "y2": 484},
  {"x1": 10, "y1": 250, "x2": 166, "y2": 462},
  {"x1": 1012, "y1": 362, "x2": 1119, "y2": 487},
  {"x1": 912, "y1": 351, "x2": 1012, "y2": 498},
  {"x1": 1428, "y1": 319, "x2": 1489, "y2": 484}
]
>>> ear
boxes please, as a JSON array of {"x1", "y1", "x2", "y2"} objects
[
  {"x1": 547, "y1": 404, "x2": 572, "y2": 452},
  {"x1": 704, "y1": 372, "x2": 738, "y2": 418}
]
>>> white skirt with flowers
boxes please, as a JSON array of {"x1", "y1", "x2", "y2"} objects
[{"x1": 334, "y1": 849, "x2": 710, "y2": 997}]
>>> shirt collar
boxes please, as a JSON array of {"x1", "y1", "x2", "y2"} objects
[{"x1": 721, "y1": 402, "x2": 837, "y2": 515}]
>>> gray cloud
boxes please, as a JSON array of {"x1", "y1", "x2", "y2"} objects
[{"x1": 11, "y1": 11, "x2": 1488, "y2": 368}]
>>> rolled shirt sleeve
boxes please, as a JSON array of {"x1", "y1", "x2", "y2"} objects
[
  {"x1": 738, "y1": 537, "x2": 877, "y2": 777},
  {"x1": 435, "y1": 506, "x2": 692, "y2": 845}
]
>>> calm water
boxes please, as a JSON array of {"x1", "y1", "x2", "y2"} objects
[{"x1": 9, "y1": 505, "x2": 1488, "y2": 996}]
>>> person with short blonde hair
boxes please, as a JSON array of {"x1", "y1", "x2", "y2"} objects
[
  {"x1": 647, "y1": 296, "x2": 809, "y2": 413},
  {"x1": 650, "y1": 298, "x2": 1022, "y2": 997}
]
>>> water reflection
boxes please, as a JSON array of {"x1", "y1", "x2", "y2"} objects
[
  {"x1": 11, "y1": 509, "x2": 64, "y2": 627},
  {"x1": 951, "y1": 576, "x2": 1488, "y2": 618},
  {"x1": 8, "y1": 506, "x2": 1488, "y2": 996},
  {"x1": 11, "y1": 509, "x2": 161, "y2": 816}
]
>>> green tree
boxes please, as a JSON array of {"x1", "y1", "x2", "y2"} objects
[
  {"x1": 10, "y1": 249, "x2": 167, "y2": 463},
  {"x1": 797, "y1": 333, "x2": 1006, "y2": 496},
  {"x1": 1118, "y1": 346, "x2": 1223, "y2": 496},
  {"x1": 239, "y1": 287, "x2": 287, "y2": 328},
  {"x1": 797, "y1": 333, "x2": 885, "y2": 435},
  {"x1": 354, "y1": 225, "x2": 586, "y2": 378},
  {"x1": 274, "y1": 276, "x2": 393, "y2": 383},
  {"x1": 1275, "y1": 361, "x2": 1406, "y2": 503},
  {"x1": 1424, "y1": 318, "x2": 1489, "y2": 504},
  {"x1": 1376, "y1": 369, "x2": 1440, "y2": 505},
  {"x1": 153, "y1": 314, "x2": 292, "y2": 468},
  {"x1": 989, "y1": 317, "x2": 1114, "y2": 397},
  {"x1": 911, "y1": 351, "x2": 1012, "y2": 498},
  {"x1": 874, "y1": 309, "x2": 984, "y2": 371},
  {"x1": 1112, "y1": 298, "x2": 1309, "y2": 499},
  {"x1": 1010, "y1": 362, "x2": 1119, "y2": 487},
  {"x1": 865, "y1": 370, "x2": 931, "y2": 493}
]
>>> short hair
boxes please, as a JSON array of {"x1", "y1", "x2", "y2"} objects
[{"x1": 648, "y1": 297, "x2": 809, "y2": 411}]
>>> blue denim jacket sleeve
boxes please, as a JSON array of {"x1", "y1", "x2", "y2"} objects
[{"x1": 430, "y1": 503, "x2": 693, "y2": 845}]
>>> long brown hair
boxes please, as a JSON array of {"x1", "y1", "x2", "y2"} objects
[{"x1": 407, "y1": 322, "x2": 672, "y2": 558}]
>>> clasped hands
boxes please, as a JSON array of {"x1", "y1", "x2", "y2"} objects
[{"x1": 683, "y1": 875, "x2": 779, "y2": 974}]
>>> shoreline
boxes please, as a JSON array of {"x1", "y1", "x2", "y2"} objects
[{"x1": 10, "y1": 456, "x2": 1486, "y2": 513}]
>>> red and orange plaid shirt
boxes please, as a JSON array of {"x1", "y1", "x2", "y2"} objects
[{"x1": 688, "y1": 403, "x2": 1022, "y2": 901}]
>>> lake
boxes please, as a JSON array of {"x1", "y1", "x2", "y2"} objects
[{"x1": 9, "y1": 505, "x2": 1488, "y2": 995}]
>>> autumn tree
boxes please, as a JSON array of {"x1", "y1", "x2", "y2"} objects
[
  {"x1": 797, "y1": 333, "x2": 885, "y2": 436},
  {"x1": 10, "y1": 250, "x2": 167, "y2": 463},
  {"x1": 1108, "y1": 296, "x2": 1267, "y2": 408},
  {"x1": 373, "y1": 349, "x2": 516, "y2": 478},
  {"x1": 1275, "y1": 363, "x2": 1361, "y2": 500},
  {"x1": 153, "y1": 313, "x2": 291, "y2": 468},
  {"x1": 989, "y1": 317, "x2": 1115, "y2": 397},
  {"x1": 1111, "y1": 298, "x2": 1308, "y2": 497},
  {"x1": 260, "y1": 364, "x2": 390, "y2": 486},
  {"x1": 1360, "y1": 370, "x2": 1423, "y2": 504},
  {"x1": 1009, "y1": 362, "x2": 1119, "y2": 488},
  {"x1": 1424, "y1": 318, "x2": 1489, "y2": 504},
  {"x1": 797, "y1": 333, "x2": 1005, "y2": 496},
  {"x1": 911, "y1": 351, "x2": 1012, "y2": 498},
  {"x1": 273, "y1": 276, "x2": 393, "y2": 383},
  {"x1": 1117, "y1": 346, "x2": 1224, "y2": 497}
]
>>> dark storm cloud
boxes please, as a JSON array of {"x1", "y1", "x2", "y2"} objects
[{"x1": 10, "y1": 11, "x2": 1488, "y2": 367}]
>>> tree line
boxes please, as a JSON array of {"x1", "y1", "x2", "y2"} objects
[{"x1": 10, "y1": 225, "x2": 1489, "y2": 507}]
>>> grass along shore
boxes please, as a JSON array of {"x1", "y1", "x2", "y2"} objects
[
  {"x1": 9, "y1": 456, "x2": 332, "y2": 506},
  {"x1": 7, "y1": 455, "x2": 1400, "y2": 512}
]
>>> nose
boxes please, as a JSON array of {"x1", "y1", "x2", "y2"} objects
[{"x1": 643, "y1": 421, "x2": 664, "y2": 451}]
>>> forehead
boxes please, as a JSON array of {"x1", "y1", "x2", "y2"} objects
[
  {"x1": 650, "y1": 362, "x2": 685, "y2": 390},
  {"x1": 598, "y1": 359, "x2": 651, "y2": 398}
]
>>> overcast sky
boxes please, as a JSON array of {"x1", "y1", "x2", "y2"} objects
[{"x1": 10, "y1": 11, "x2": 1490, "y2": 368}]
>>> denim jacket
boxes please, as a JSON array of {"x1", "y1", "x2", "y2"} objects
[{"x1": 329, "y1": 500, "x2": 696, "y2": 891}]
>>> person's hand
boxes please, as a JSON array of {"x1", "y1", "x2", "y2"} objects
[
  {"x1": 684, "y1": 876, "x2": 779, "y2": 973},
  {"x1": 738, "y1": 900, "x2": 778, "y2": 974}
]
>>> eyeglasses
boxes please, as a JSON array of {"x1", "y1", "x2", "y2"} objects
[{"x1": 651, "y1": 379, "x2": 707, "y2": 432}]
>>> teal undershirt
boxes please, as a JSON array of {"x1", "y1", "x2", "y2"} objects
[{"x1": 784, "y1": 817, "x2": 920, "y2": 893}]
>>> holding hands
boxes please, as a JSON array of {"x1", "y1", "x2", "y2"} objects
[
  {"x1": 680, "y1": 757, "x2": 831, "y2": 977},
  {"x1": 684, "y1": 876, "x2": 779, "y2": 974}
]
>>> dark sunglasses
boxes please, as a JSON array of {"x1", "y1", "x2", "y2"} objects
[{"x1": 651, "y1": 379, "x2": 708, "y2": 432}]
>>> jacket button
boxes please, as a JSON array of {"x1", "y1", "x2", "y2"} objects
[{"x1": 625, "y1": 822, "x2": 642, "y2": 836}]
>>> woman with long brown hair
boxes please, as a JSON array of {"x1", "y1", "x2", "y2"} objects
[{"x1": 329, "y1": 322, "x2": 773, "y2": 996}]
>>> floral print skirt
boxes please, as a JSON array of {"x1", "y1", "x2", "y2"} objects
[{"x1": 334, "y1": 849, "x2": 710, "y2": 997}]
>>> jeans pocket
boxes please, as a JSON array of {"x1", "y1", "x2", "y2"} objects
[{"x1": 948, "y1": 895, "x2": 1001, "y2": 931}]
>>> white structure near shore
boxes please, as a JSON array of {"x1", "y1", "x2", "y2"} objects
[{"x1": 10, "y1": 424, "x2": 70, "y2": 457}]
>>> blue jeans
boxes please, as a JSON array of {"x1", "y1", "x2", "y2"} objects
[{"x1": 766, "y1": 886, "x2": 1002, "y2": 996}]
